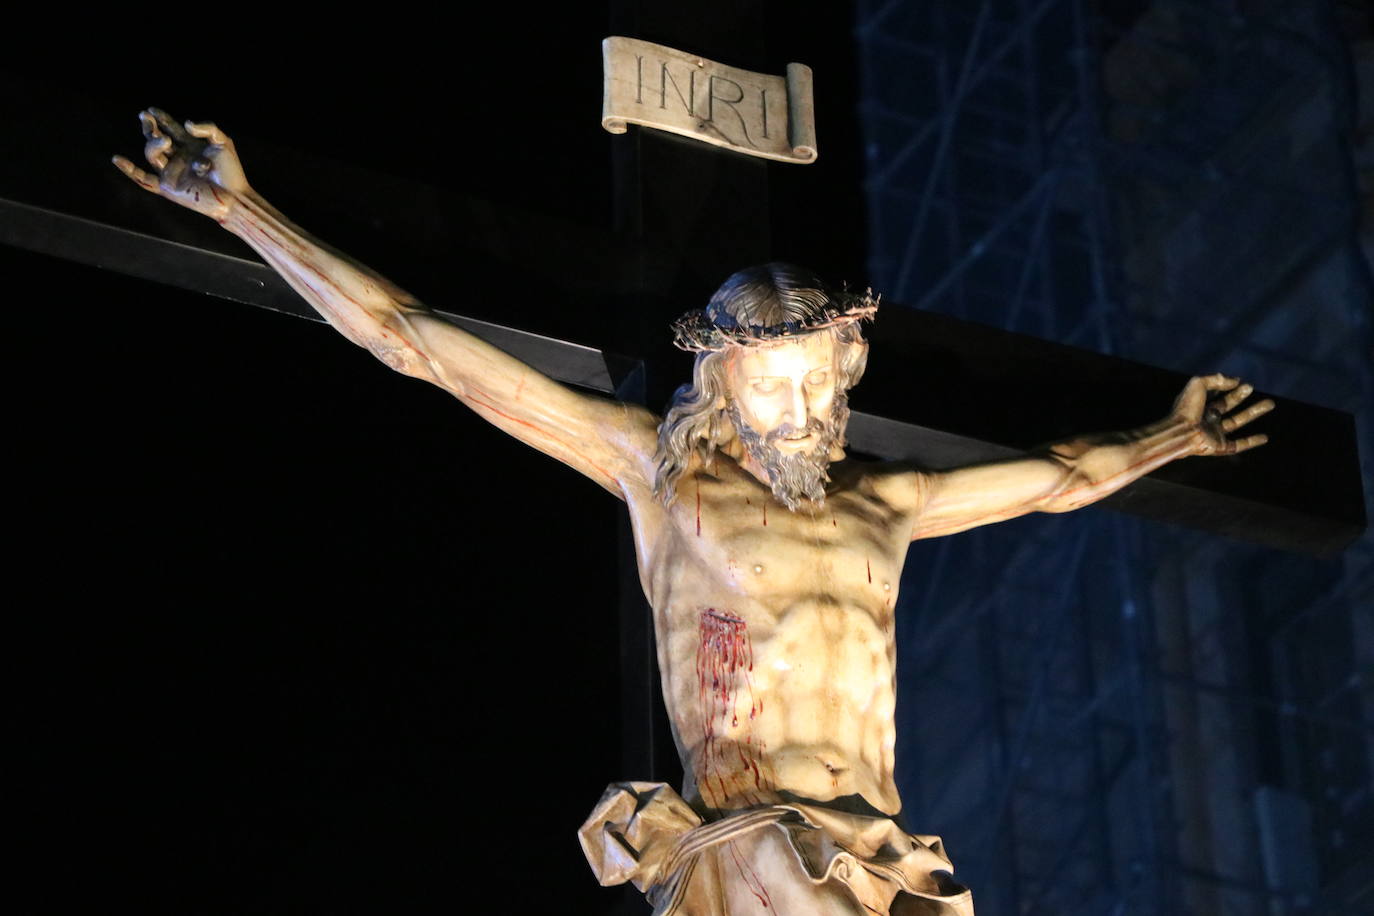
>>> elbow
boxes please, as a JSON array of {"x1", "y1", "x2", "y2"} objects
[
  {"x1": 361, "y1": 330, "x2": 424, "y2": 377},
  {"x1": 369, "y1": 340, "x2": 427, "y2": 377},
  {"x1": 1038, "y1": 455, "x2": 1090, "y2": 514},
  {"x1": 367, "y1": 312, "x2": 435, "y2": 381},
  {"x1": 1040, "y1": 497, "x2": 1083, "y2": 515},
  {"x1": 1038, "y1": 494, "x2": 1078, "y2": 514}
]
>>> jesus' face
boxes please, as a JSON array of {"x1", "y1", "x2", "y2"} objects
[{"x1": 724, "y1": 332, "x2": 847, "y2": 509}]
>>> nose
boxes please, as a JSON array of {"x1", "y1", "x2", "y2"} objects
[{"x1": 784, "y1": 382, "x2": 808, "y2": 429}]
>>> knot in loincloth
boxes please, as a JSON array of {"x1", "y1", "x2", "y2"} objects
[{"x1": 579, "y1": 781, "x2": 974, "y2": 915}]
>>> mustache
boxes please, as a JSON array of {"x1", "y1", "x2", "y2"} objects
[{"x1": 764, "y1": 418, "x2": 826, "y2": 444}]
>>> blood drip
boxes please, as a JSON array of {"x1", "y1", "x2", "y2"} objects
[
  {"x1": 727, "y1": 839, "x2": 774, "y2": 909},
  {"x1": 696, "y1": 609, "x2": 770, "y2": 808},
  {"x1": 696, "y1": 481, "x2": 702, "y2": 537}
]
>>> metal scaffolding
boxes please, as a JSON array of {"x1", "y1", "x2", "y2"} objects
[{"x1": 856, "y1": 1, "x2": 1373, "y2": 913}]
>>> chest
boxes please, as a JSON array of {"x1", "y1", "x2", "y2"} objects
[{"x1": 662, "y1": 466, "x2": 912, "y2": 604}]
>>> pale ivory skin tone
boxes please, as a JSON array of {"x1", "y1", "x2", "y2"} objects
[{"x1": 116, "y1": 109, "x2": 1274, "y2": 817}]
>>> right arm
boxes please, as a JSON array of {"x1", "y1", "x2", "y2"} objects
[{"x1": 115, "y1": 109, "x2": 657, "y2": 498}]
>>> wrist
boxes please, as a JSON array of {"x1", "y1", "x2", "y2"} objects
[
  {"x1": 1156, "y1": 412, "x2": 1205, "y2": 458},
  {"x1": 221, "y1": 187, "x2": 272, "y2": 233},
  {"x1": 217, "y1": 189, "x2": 248, "y2": 230}
]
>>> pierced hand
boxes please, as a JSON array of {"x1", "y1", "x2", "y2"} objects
[
  {"x1": 112, "y1": 108, "x2": 249, "y2": 222},
  {"x1": 1172, "y1": 374, "x2": 1274, "y2": 456}
]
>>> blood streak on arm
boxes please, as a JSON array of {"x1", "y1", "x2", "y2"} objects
[
  {"x1": 235, "y1": 220, "x2": 372, "y2": 344},
  {"x1": 913, "y1": 431, "x2": 1202, "y2": 540}
]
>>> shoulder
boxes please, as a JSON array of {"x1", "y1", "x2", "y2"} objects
[
  {"x1": 618, "y1": 401, "x2": 663, "y2": 439},
  {"x1": 602, "y1": 401, "x2": 665, "y2": 491},
  {"x1": 836, "y1": 459, "x2": 931, "y2": 513}
]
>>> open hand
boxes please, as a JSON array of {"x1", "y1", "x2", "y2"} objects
[
  {"x1": 112, "y1": 108, "x2": 248, "y2": 222},
  {"x1": 1172, "y1": 374, "x2": 1274, "y2": 456}
]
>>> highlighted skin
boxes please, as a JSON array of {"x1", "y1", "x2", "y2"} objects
[{"x1": 115, "y1": 110, "x2": 1274, "y2": 822}]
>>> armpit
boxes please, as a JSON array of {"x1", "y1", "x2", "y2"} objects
[{"x1": 860, "y1": 463, "x2": 930, "y2": 519}]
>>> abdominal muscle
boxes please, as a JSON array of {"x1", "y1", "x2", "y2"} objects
[{"x1": 663, "y1": 600, "x2": 901, "y2": 816}]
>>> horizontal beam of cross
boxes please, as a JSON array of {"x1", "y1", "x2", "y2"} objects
[
  {"x1": 2, "y1": 75, "x2": 1362, "y2": 556},
  {"x1": 6, "y1": 193, "x2": 1362, "y2": 556}
]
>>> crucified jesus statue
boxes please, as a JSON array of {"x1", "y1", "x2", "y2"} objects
[{"x1": 115, "y1": 108, "x2": 1274, "y2": 915}]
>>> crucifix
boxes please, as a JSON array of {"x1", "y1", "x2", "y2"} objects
[
  {"x1": 3, "y1": 14, "x2": 1364, "y2": 911},
  {"x1": 99, "y1": 93, "x2": 1298, "y2": 914}
]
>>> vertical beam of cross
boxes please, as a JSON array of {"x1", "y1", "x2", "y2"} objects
[{"x1": 606, "y1": 0, "x2": 777, "y2": 790}]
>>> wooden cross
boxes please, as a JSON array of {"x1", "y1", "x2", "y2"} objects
[
  {"x1": 4, "y1": 75, "x2": 1360, "y2": 556},
  {"x1": 3, "y1": 11, "x2": 1364, "y2": 909}
]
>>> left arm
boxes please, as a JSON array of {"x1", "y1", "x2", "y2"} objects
[{"x1": 909, "y1": 374, "x2": 1273, "y2": 540}]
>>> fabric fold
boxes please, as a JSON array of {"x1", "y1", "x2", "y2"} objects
[{"x1": 580, "y1": 781, "x2": 975, "y2": 915}]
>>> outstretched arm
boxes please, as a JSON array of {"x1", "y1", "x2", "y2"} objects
[
  {"x1": 114, "y1": 109, "x2": 657, "y2": 498},
  {"x1": 908, "y1": 374, "x2": 1274, "y2": 540}
]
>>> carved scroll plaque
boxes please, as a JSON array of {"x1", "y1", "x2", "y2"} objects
[{"x1": 601, "y1": 36, "x2": 817, "y2": 164}]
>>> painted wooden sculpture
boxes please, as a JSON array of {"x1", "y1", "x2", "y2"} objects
[{"x1": 116, "y1": 109, "x2": 1273, "y2": 915}]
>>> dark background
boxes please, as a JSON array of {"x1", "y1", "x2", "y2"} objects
[
  {"x1": 10, "y1": 3, "x2": 1372, "y2": 914},
  {"x1": 10, "y1": 4, "x2": 865, "y2": 911}
]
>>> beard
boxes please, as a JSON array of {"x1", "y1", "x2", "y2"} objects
[{"x1": 727, "y1": 393, "x2": 849, "y2": 512}]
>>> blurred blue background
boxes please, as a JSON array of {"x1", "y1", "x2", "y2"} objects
[{"x1": 859, "y1": 2, "x2": 1372, "y2": 913}]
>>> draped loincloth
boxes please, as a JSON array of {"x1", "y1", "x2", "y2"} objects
[{"x1": 580, "y1": 781, "x2": 975, "y2": 915}]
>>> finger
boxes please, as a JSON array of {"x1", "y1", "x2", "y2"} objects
[
  {"x1": 185, "y1": 120, "x2": 229, "y2": 145},
  {"x1": 1216, "y1": 382, "x2": 1253, "y2": 414},
  {"x1": 161, "y1": 153, "x2": 190, "y2": 191},
  {"x1": 1228, "y1": 433, "x2": 1269, "y2": 454},
  {"x1": 147, "y1": 107, "x2": 189, "y2": 142},
  {"x1": 1202, "y1": 373, "x2": 1240, "y2": 392},
  {"x1": 143, "y1": 132, "x2": 172, "y2": 169},
  {"x1": 1221, "y1": 399, "x2": 1275, "y2": 432},
  {"x1": 1173, "y1": 375, "x2": 1210, "y2": 412},
  {"x1": 138, "y1": 110, "x2": 163, "y2": 140},
  {"x1": 112, "y1": 155, "x2": 160, "y2": 192}
]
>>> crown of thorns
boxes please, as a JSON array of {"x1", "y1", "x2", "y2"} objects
[{"x1": 671, "y1": 288, "x2": 880, "y2": 352}]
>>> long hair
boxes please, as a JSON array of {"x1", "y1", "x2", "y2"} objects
[{"x1": 653, "y1": 264, "x2": 871, "y2": 507}]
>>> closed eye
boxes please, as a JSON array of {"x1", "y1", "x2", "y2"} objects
[{"x1": 752, "y1": 379, "x2": 782, "y2": 394}]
